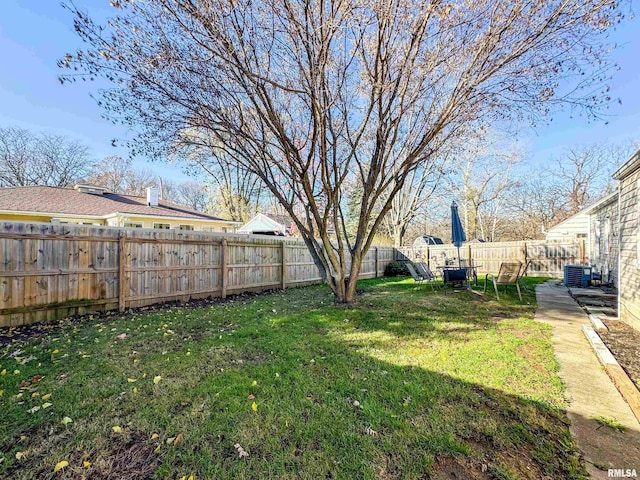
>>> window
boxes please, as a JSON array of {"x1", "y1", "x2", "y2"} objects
[
  {"x1": 202, "y1": 226, "x2": 218, "y2": 232},
  {"x1": 179, "y1": 225, "x2": 194, "y2": 231},
  {"x1": 124, "y1": 222, "x2": 143, "y2": 228},
  {"x1": 154, "y1": 223, "x2": 170, "y2": 230}
]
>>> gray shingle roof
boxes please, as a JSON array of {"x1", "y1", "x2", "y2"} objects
[{"x1": 0, "y1": 186, "x2": 233, "y2": 222}]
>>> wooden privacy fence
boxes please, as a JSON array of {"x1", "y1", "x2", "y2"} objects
[
  {"x1": 396, "y1": 239, "x2": 586, "y2": 277},
  {"x1": 0, "y1": 222, "x2": 395, "y2": 327}
]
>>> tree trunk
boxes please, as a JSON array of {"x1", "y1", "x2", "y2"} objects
[{"x1": 392, "y1": 224, "x2": 405, "y2": 249}]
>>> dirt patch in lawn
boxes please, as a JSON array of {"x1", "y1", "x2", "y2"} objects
[{"x1": 600, "y1": 320, "x2": 640, "y2": 391}]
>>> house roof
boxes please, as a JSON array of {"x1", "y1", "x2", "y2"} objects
[
  {"x1": 613, "y1": 149, "x2": 640, "y2": 181},
  {"x1": 238, "y1": 213, "x2": 290, "y2": 233},
  {"x1": 581, "y1": 190, "x2": 618, "y2": 214},
  {"x1": 0, "y1": 185, "x2": 236, "y2": 223},
  {"x1": 548, "y1": 190, "x2": 619, "y2": 232}
]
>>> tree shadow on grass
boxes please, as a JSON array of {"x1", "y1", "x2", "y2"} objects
[{"x1": 2, "y1": 277, "x2": 637, "y2": 479}]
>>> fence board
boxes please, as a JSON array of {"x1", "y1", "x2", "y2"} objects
[
  {"x1": 397, "y1": 239, "x2": 584, "y2": 277},
  {"x1": 1, "y1": 221, "x2": 580, "y2": 328}
]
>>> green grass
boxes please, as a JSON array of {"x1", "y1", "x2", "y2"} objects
[
  {"x1": 0, "y1": 276, "x2": 587, "y2": 479},
  {"x1": 594, "y1": 415, "x2": 627, "y2": 433}
]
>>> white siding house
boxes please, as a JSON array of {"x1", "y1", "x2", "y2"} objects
[
  {"x1": 613, "y1": 149, "x2": 640, "y2": 331},
  {"x1": 584, "y1": 191, "x2": 619, "y2": 288},
  {"x1": 545, "y1": 211, "x2": 589, "y2": 242}
]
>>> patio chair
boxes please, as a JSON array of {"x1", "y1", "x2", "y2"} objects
[
  {"x1": 483, "y1": 261, "x2": 524, "y2": 301},
  {"x1": 406, "y1": 263, "x2": 424, "y2": 288},
  {"x1": 415, "y1": 262, "x2": 439, "y2": 290}
]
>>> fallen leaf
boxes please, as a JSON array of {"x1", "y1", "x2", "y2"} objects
[
  {"x1": 251, "y1": 402, "x2": 257, "y2": 412},
  {"x1": 14, "y1": 369, "x2": 20, "y2": 375},
  {"x1": 31, "y1": 392, "x2": 40, "y2": 397},
  {"x1": 28, "y1": 406, "x2": 40, "y2": 414},
  {"x1": 61, "y1": 416, "x2": 73, "y2": 425},
  {"x1": 173, "y1": 433, "x2": 183, "y2": 446},
  {"x1": 41, "y1": 393, "x2": 51, "y2": 400},
  {"x1": 0, "y1": 390, "x2": 3, "y2": 397},
  {"x1": 151, "y1": 433, "x2": 159, "y2": 440},
  {"x1": 83, "y1": 461, "x2": 91, "y2": 468},
  {"x1": 247, "y1": 394, "x2": 255, "y2": 400},
  {"x1": 31, "y1": 375, "x2": 43, "y2": 382},
  {"x1": 153, "y1": 376, "x2": 162, "y2": 384},
  {"x1": 188, "y1": 476, "x2": 195, "y2": 480},
  {"x1": 132, "y1": 387, "x2": 138, "y2": 394},
  {"x1": 117, "y1": 333, "x2": 127, "y2": 339},
  {"x1": 1, "y1": 369, "x2": 6, "y2": 375},
  {"x1": 112, "y1": 426, "x2": 122, "y2": 433},
  {"x1": 53, "y1": 460, "x2": 69, "y2": 472},
  {"x1": 166, "y1": 437, "x2": 176, "y2": 445},
  {"x1": 251, "y1": 380, "x2": 257, "y2": 386},
  {"x1": 15, "y1": 451, "x2": 28, "y2": 460},
  {"x1": 127, "y1": 378, "x2": 137, "y2": 383},
  {"x1": 42, "y1": 402, "x2": 53, "y2": 410},
  {"x1": 52, "y1": 349, "x2": 59, "y2": 354}
]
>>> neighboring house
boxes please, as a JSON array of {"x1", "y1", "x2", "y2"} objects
[
  {"x1": 238, "y1": 213, "x2": 297, "y2": 236},
  {"x1": 613, "y1": 149, "x2": 640, "y2": 331},
  {"x1": 545, "y1": 211, "x2": 589, "y2": 242},
  {"x1": 584, "y1": 190, "x2": 619, "y2": 288},
  {"x1": 0, "y1": 184, "x2": 239, "y2": 232}
]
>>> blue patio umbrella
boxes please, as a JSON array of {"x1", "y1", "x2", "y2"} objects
[{"x1": 451, "y1": 201, "x2": 466, "y2": 267}]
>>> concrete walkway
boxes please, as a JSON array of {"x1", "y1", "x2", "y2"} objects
[{"x1": 535, "y1": 281, "x2": 640, "y2": 478}]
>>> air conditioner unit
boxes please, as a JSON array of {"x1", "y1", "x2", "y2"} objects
[{"x1": 564, "y1": 265, "x2": 592, "y2": 288}]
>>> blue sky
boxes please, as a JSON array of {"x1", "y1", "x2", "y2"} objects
[{"x1": 0, "y1": 0, "x2": 639, "y2": 176}]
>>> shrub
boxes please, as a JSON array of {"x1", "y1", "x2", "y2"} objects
[{"x1": 384, "y1": 261, "x2": 412, "y2": 277}]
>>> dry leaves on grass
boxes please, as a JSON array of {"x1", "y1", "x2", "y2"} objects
[{"x1": 234, "y1": 444, "x2": 249, "y2": 458}]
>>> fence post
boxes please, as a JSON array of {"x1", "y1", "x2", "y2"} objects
[
  {"x1": 467, "y1": 244, "x2": 472, "y2": 262},
  {"x1": 118, "y1": 231, "x2": 127, "y2": 312},
  {"x1": 523, "y1": 242, "x2": 528, "y2": 265},
  {"x1": 221, "y1": 238, "x2": 228, "y2": 298},
  {"x1": 374, "y1": 247, "x2": 379, "y2": 278},
  {"x1": 281, "y1": 241, "x2": 287, "y2": 289}
]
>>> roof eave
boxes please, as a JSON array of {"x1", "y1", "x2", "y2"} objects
[{"x1": 613, "y1": 149, "x2": 640, "y2": 180}]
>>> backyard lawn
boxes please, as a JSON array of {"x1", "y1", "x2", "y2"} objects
[{"x1": 0, "y1": 277, "x2": 587, "y2": 479}]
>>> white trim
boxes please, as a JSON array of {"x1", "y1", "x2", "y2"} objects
[
  {"x1": 0, "y1": 209, "x2": 104, "y2": 220},
  {"x1": 110, "y1": 212, "x2": 240, "y2": 224}
]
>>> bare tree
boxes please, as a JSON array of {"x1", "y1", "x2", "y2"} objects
[
  {"x1": 382, "y1": 159, "x2": 445, "y2": 247},
  {"x1": 0, "y1": 126, "x2": 90, "y2": 187},
  {"x1": 87, "y1": 156, "x2": 156, "y2": 196},
  {"x1": 177, "y1": 181, "x2": 215, "y2": 212},
  {"x1": 61, "y1": 0, "x2": 627, "y2": 303},
  {"x1": 449, "y1": 139, "x2": 521, "y2": 241},
  {"x1": 545, "y1": 143, "x2": 630, "y2": 215}
]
